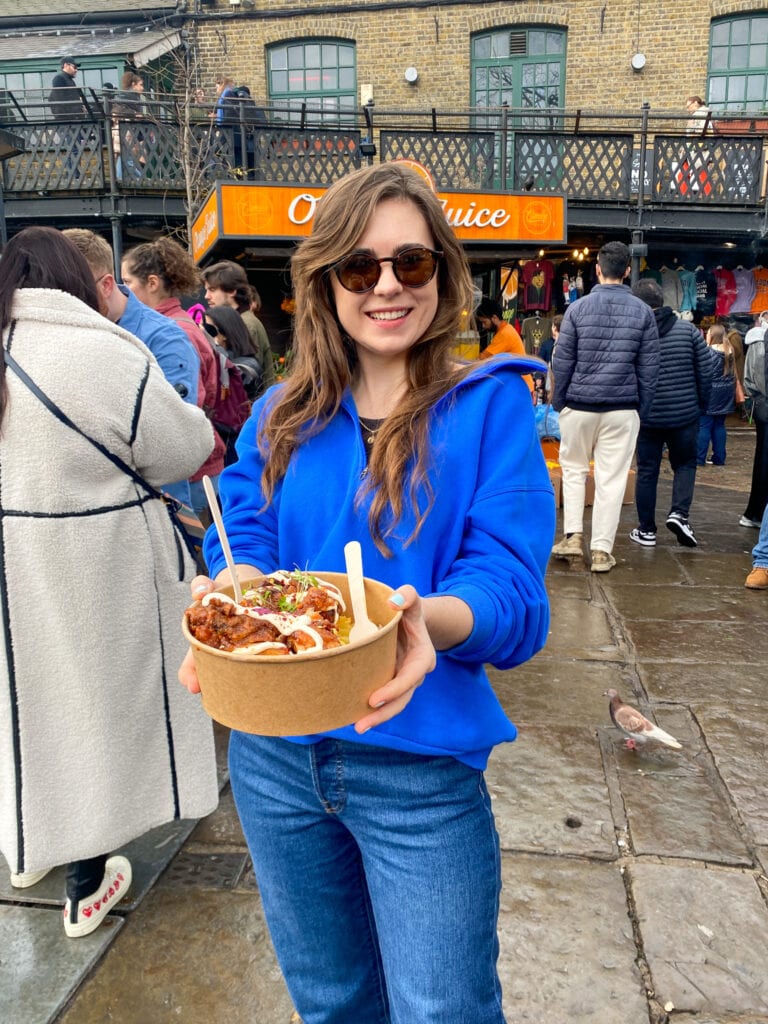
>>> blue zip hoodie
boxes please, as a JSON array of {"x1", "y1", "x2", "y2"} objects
[{"x1": 203, "y1": 357, "x2": 555, "y2": 769}]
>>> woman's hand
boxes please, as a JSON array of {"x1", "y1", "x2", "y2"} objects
[
  {"x1": 354, "y1": 585, "x2": 436, "y2": 735},
  {"x1": 178, "y1": 574, "x2": 216, "y2": 694}
]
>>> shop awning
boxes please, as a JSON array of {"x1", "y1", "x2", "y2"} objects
[
  {"x1": 192, "y1": 181, "x2": 567, "y2": 265},
  {"x1": 0, "y1": 28, "x2": 181, "y2": 66}
]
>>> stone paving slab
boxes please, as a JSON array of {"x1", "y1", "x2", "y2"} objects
[
  {"x1": 689, "y1": 702, "x2": 768, "y2": 847},
  {"x1": 487, "y1": 727, "x2": 616, "y2": 859},
  {"x1": 539, "y1": 585, "x2": 623, "y2": 661},
  {"x1": 604, "y1": 582, "x2": 765, "y2": 624},
  {"x1": 56, "y1": 889, "x2": 294, "y2": 1024},
  {"x1": 0, "y1": 904, "x2": 123, "y2": 1024},
  {"x1": 488, "y1": 659, "x2": 630, "y2": 731},
  {"x1": 498, "y1": 854, "x2": 648, "y2": 1023},
  {"x1": 626, "y1": 619, "x2": 768, "y2": 664},
  {"x1": 606, "y1": 711, "x2": 751, "y2": 865},
  {"x1": 631, "y1": 862, "x2": 768, "y2": 1016},
  {"x1": 640, "y1": 662, "x2": 764, "y2": 703},
  {"x1": 596, "y1": 546, "x2": 692, "y2": 585}
]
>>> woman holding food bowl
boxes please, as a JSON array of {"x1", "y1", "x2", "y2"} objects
[{"x1": 179, "y1": 161, "x2": 554, "y2": 1023}]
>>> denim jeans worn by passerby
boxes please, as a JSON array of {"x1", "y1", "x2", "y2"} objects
[
  {"x1": 751, "y1": 506, "x2": 768, "y2": 568},
  {"x1": 636, "y1": 420, "x2": 699, "y2": 532},
  {"x1": 697, "y1": 413, "x2": 727, "y2": 464},
  {"x1": 229, "y1": 733, "x2": 507, "y2": 1024}
]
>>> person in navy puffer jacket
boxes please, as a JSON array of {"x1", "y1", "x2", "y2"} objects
[
  {"x1": 697, "y1": 323, "x2": 736, "y2": 467},
  {"x1": 551, "y1": 241, "x2": 659, "y2": 572},
  {"x1": 630, "y1": 280, "x2": 711, "y2": 548}
]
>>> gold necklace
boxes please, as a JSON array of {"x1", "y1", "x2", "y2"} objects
[{"x1": 358, "y1": 415, "x2": 384, "y2": 445}]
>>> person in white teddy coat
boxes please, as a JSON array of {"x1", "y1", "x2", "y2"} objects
[{"x1": 0, "y1": 226, "x2": 219, "y2": 937}]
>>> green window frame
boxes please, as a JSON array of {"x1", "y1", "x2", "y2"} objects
[
  {"x1": 0, "y1": 59, "x2": 124, "y2": 120},
  {"x1": 471, "y1": 27, "x2": 566, "y2": 115},
  {"x1": 708, "y1": 15, "x2": 768, "y2": 111},
  {"x1": 267, "y1": 39, "x2": 356, "y2": 124}
]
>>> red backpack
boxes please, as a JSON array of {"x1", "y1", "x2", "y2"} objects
[{"x1": 211, "y1": 350, "x2": 251, "y2": 465}]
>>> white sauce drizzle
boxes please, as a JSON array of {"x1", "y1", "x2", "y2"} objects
[{"x1": 201, "y1": 572, "x2": 344, "y2": 653}]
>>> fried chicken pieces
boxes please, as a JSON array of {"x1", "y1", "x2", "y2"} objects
[{"x1": 185, "y1": 571, "x2": 347, "y2": 656}]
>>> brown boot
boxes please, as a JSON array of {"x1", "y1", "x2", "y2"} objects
[{"x1": 745, "y1": 567, "x2": 768, "y2": 589}]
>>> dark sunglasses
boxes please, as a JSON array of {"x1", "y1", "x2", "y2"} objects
[
  {"x1": 331, "y1": 246, "x2": 443, "y2": 293},
  {"x1": 203, "y1": 321, "x2": 219, "y2": 338}
]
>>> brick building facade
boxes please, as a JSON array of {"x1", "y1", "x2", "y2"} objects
[{"x1": 188, "y1": 0, "x2": 768, "y2": 115}]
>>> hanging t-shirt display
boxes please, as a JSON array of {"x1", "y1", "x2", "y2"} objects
[
  {"x1": 499, "y1": 265, "x2": 519, "y2": 322},
  {"x1": 555, "y1": 260, "x2": 579, "y2": 312},
  {"x1": 749, "y1": 266, "x2": 768, "y2": 313},
  {"x1": 731, "y1": 266, "x2": 756, "y2": 313},
  {"x1": 714, "y1": 267, "x2": 737, "y2": 316},
  {"x1": 660, "y1": 266, "x2": 683, "y2": 310},
  {"x1": 694, "y1": 266, "x2": 717, "y2": 317},
  {"x1": 520, "y1": 259, "x2": 554, "y2": 312},
  {"x1": 521, "y1": 314, "x2": 553, "y2": 356},
  {"x1": 677, "y1": 268, "x2": 698, "y2": 313}
]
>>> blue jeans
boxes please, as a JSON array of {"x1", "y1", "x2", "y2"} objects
[
  {"x1": 752, "y1": 506, "x2": 768, "y2": 568},
  {"x1": 635, "y1": 420, "x2": 699, "y2": 532},
  {"x1": 697, "y1": 414, "x2": 727, "y2": 464},
  {"x1": 229, "y1": 734, "x2": 506, "y2": 1024}
]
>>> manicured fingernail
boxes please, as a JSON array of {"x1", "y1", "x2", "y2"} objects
[
  {"x1": 192, "y1": 583, "x2": 209, "y2": 596},
  {"x1": 389, "y1": 593, "x2": 405, "y2": 607},
  {"x1": 371, "y1": 700, "x2": 387, "y2": 709}
]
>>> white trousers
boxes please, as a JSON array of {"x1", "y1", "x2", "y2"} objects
[{"x1": 559, "y1": 408, "x2": 640, "y2": 552}]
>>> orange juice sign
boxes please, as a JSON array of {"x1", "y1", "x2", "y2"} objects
[{"x1": 192, "y1": 183, "x2": 565, "y2": 261}]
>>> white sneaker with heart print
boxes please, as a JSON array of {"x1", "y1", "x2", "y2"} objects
[{"x1": 63, "y1": 856, "x2": 132, "y2": 938}]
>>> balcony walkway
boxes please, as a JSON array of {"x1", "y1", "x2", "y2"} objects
[{"x1": 2, "y1": 98, "x2": 768, "y2": 252}]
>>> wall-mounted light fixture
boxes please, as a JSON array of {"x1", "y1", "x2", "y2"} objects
[
  {"x1": 631, "y1": 52, "x2": 646, "y2": 71},
  {"x1": 404, "y1": 67, "x2": 419, "y2": 84}
]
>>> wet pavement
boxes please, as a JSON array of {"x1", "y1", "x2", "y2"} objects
[{"x1": 2, "y1": 424, "x2": 768, "y2": 1024}]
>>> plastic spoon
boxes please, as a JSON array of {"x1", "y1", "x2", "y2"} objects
[
  {"x1": 202, "y1": 474, "x2": 242, "y2": 604},
  {"x1": 344, "y1": 540, "x2": 378, "y2": 642}
]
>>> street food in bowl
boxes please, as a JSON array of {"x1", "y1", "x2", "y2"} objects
[
  {"x1": 185, "y1": 570, "x2": 350, "y2": 656},
  {"x1": 182, "y1": 570, "x2": 401, "y2": 735}
]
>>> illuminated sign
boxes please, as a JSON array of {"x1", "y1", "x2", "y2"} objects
[{"x1": 192, "y1": 182, "x2": 566, "y2": 263}]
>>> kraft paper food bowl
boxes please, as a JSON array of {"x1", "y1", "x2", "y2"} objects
[{"x1": 182, "y1": 572, "x2": 402, "y2": 735}]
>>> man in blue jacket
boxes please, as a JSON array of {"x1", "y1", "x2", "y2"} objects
[
  {"x1": 630, "y1": 279, "x2": 711, "y2": 547},
  {"x1": 63, "y1": 228, "x2": 201, "y2": 507},
  {"x1": 551, "y1": 241, "x2": 659, "y2": 572}
]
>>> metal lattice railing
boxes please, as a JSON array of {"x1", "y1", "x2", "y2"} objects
[
  {"x1": 513, "y1": 133, "x2": 634, "y2": 198},
  {"x1": 247, "y1": 128, "x2": 362, "y2": 183},
  {"x1": 653, "y1": 135, "x2": 764, "y2": 203},
  {"x1": 379, "y1": 131, "x2": 496, "y2": 189},
  {"x1": 2, "y1": 121, "x2": 105, "y2": 191}
]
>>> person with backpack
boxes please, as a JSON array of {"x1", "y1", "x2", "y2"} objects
[
  {"x1": 203, "y1": 306, "x2": 255, "y2": 464},
  {"x1": 202, "y1": 260, "x2": 275, "y2": 395},
  {"x1": 204, "y1": 304, "x2": 264, "y2": 402}
]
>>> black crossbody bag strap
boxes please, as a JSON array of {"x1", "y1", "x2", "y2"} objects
[{"x1": 3, "y1": 327, "x2": 198, "y2": 565}]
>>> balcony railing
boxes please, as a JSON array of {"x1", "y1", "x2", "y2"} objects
[{"x1": 1, "y1": 92, "x2": 767, "y2": 209}]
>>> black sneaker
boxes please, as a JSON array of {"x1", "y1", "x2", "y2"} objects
[
  {"x1": 665, "y1": 512, "x2": 697, "y2": 547},
  {"x1": 629, "y1": 528, "x2": 656, "y2": 547}
]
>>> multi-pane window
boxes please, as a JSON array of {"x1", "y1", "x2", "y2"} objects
[
  {"x1": 708, "y1": 15, "x2": 768, "y2": 111},
  {"x1": 267, "y1": 40, "x2": 356, "y2": 124},
  {"x1": 472, "y1": 28, "x2": 566, "y2": 112}
]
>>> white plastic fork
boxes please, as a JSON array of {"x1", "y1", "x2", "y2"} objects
[{"x1": 343, "y1": 541, "x2": 378, "y2": 642}]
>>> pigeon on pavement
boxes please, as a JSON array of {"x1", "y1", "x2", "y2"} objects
[{"x1": 604, "y1": 688, "x2": 682, "y2": 750}]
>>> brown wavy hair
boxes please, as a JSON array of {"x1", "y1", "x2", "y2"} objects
[
  {"x1": 123, "y1": 237, "x2": 201, "y2": 297},
  {"x1": 258, "y1": 162, "x2": 476, "y2": 555}
]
